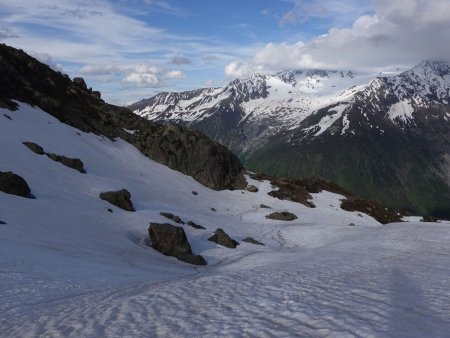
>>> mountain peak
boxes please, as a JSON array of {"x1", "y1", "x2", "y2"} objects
[{"x1": 412, "y1": 60, "x2": 450, "y2": 77}]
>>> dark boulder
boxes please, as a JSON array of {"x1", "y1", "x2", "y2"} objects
[
  {"x1": 23, "y1": 141, "x2": 45, "y2": 155},
  {"x1": 149, "y1": 223, "x2": 206, "y2": 265},
  {"x1": 0, "y1": 220, "x2": 6, "y2": 225},
  {"x1": 208, "y1": 228, "x2": 239, "y2": 248},
  {"x1": 242, "y1": 237, "x2": 265, "y2": 246},
  {"x1": 420, "y1": 215, "x2": 439, "y2": 222},
  {"x1": 99, "y1": 189, "x2": 135, "y2": 211},
  {"x1": 187, "y1": 221, "x2": 206, "y2": 230},
  {"x1": 259, "y1": 204, "x2": 271, "y2": 209},
  {"x1": 0, "y1": 171, "x2": 32, "y2": 198},
  {"x1": 265, "y1": 211, "x2": 298, "y2": 221},
  {"x1": 46, "y1": 153, "x2": 86, "y2": 173},
  {"x1": 160, "y1": 212, "x2": 184, "y2": 224}
]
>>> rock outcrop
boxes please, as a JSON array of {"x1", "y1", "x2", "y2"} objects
[
  {"x1": 208, "y1": 228, "x2": 239, "y2": 248},
  {"x1": 0, "y1": 43, "x2": 246, "y2": 190},
  {"x1": 99, "y1": 189, "x2": 135, "y2": 211},
  {"x1": 148, "y1": 223, "x2": 207, "y2": 265}
]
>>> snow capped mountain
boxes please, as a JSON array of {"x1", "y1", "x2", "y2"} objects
[{"x1": 131, "y1": 61, "x2": 450, "y2": 218}]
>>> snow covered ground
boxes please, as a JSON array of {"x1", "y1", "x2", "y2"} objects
[{"x1": 1, "y1": 103, "x2": 450, "y2": 337}]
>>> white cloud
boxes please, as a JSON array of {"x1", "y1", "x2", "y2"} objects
[
  {"x1": 226, "y1": 0, "x2": 450, "y2": 77},
  {"x1": 123, "y1": 73, "x2": 159, "y2": 85},
  {"x1": 165, "y1": 70, "x2": 185, "y2": 79}
]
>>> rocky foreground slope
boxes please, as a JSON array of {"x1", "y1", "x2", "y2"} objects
[{"x1": 0, "y1": 43, "x2": 245, "y2": 190}]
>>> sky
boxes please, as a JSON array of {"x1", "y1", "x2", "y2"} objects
[{"x1": 1, "y1": 0, "x2": 450, "y2": 105}]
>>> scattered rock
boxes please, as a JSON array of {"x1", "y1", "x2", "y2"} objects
[
  {"x1": 246, "y1": 185, "x2": 258, "y2": 193},
  {"x1": 46, "y1": 153, "x2": 86, "y2": 173},
  {"x1": 99, "y1": 189, "x2": 135, "y2": 211},
  {"x1": 242, "y1": 237, "x2": 265, "y2": 246},
  {"x1": 23, "y1": 141, "x2": 45, "y2": 155},
  {"x1": 420, "y1": 215, "x2": 439, "y2": 222},
  {"x1": 259, "y1": 204, "x2": 271, "y2": 209},
  {"x1": 191, "y1": 191, "x2": 198, "y2": 195},
  {"x1": 3, "y1": 114, "x2": 12, "y2": 120},
  {"x1": 265, "y1": 212, "x2": 298, "y2": 221},
  {"x1": 187, "y1": 221, "x2": 206, "y2": 230},
  {"x1": 149, "y1": 223, "x2": 207, "y2": 265},
  {"x1": 107, "y1": 208, "x2": 113, "y2": 213},
  {"x1": 347, "y1": 223, "x2": 357, "y2": 227},
  {"x1": 211, "y1": 208, "x2": 216, "y2": 212},
  {"x1": 208, "y1": 228, "x2": 239, "y2": 248},
  {"x1": 0, "y1": 171, "x2": 32, "y2": 198},
  {"x1": 160, "y1": 212, "x2": 184, "y2": 224}
]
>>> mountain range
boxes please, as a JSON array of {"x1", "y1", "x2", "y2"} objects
[{"x1": 131, "y1": 62, "x2": 450, "y2": 218}]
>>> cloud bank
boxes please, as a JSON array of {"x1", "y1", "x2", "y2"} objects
[{"x1": 226, "y1": 0, "x2": 450, "y2": 77}]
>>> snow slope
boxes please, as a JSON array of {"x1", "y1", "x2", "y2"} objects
[{"x1": 1, "y1": 103, "x2": 450, "y2": 337}]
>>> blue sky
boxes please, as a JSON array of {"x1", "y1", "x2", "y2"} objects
[{"x1": 1, "y1": 0, "x2": 449, "y2": 104}]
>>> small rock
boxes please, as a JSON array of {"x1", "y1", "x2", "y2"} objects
[
  {"x1": 242, "y1": 237, "x2": 265, "y2": 246},
  {"x1": 246, "y1": 185, "x2": 259, "y2": 193},
  {"x1": 265, "y1": 212, "x2": 298, "y2": 221},
  {"x1": 149, "y1": 223, "x2": 206, "y2": 265},
  {"x1": 160, "y1": 212, "x2": 184, "y2": 224},
  {"x1": 0, "y1": 220, "x2": 6, "y2": 225},
  {"x1": 211, "y1": 208, "x2": 216, "y2": 212},
  {"x1": 347, "y1": 223, "x2": 357, "y2": 226},
  {"x1": 99, "y1": 189, "x2": 135, "y2": 211},
  {"x1": 208, "y1": 228, "x2": 239, "y2": 248},
  {"x1": 187, "y1": 221, "x2": 206, "y2": 230},
  {"x1": 259, "y1": 204, "x2": 271, "y2": 209},
  {"x1": 0, "y1": 171, "x2": 32, "y2": 198},
  {"x1": 192, "y1": 191, "x2": 198, "y2": 195},
  {"x1": 73, "y1": 77, "x2": 88, "y2": 90},
  {"x1": 420, "y1": 215, "x2": 439, "y2": 222},
  {"x1": 107, "y1": 208, "x2": 113, "y2": 213},
  {"x1": 3, "y1": 114, "x2": 12, "y2": 120},
  {"x1": 23, "y1": 141, "x2": 45, "y2": 155}
]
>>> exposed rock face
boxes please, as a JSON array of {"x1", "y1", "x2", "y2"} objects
[
  {"x1": 340, "y1": 197, "x2": 402, "y2": 224},
  {"x1": 99, "y1": 189, "x2": 135, "y2": 211},
  {"x1": 23, "y1": 141, "x2": 44, "y2": 155},
  {"x1": 0, "y1": 171, "x2": 32, "y2": 198},
  {"x1": 265, "y1": 212, "x2": 298, "y2": 221},
  {"x1": 208, "y1": 228, "x2": 239, "y2": 248},
  {"x1": 242, "y1": 237, "x2": 265, "y2": 245},
  {"x1": 46, "y1": 153, "x2": 86, "y2": 173},
  {"x1": 160, "y1": 212, "x2": 184, "y2": 224},
  {"x1": 0, "y1": 43, "x2": 246, "y2": 191},
  {"x1": 148, "y1": 223, "x2": 207, "y2": 265}
]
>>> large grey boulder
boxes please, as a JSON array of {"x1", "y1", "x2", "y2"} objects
[
  {"x1": 149, "y1": 223, "x2": 206, "y2": 265},
  {"x1": 0, "y1": 171, "x2": 32, "y2": 198},
  {"x1": 208, "y1": 228, "x2": 239, "y2": 248},
  {"x1": 99, "y1": 189, "x2": 135, "y2": 211}
]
